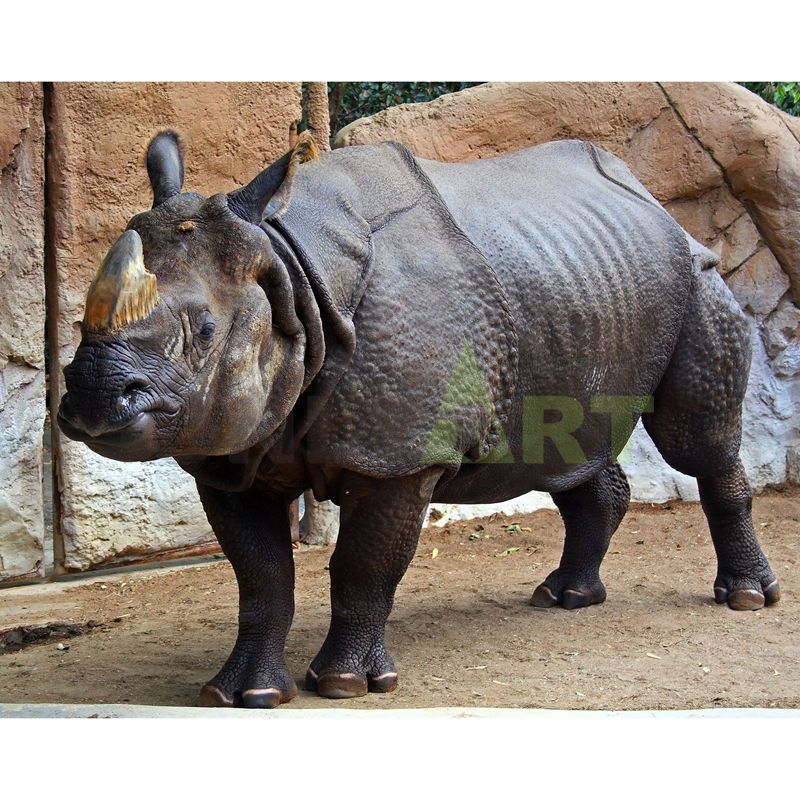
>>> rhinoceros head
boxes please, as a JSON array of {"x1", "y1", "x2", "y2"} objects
[{"x1": 58, "y1": 130, "x2": 318, "y2": 462}]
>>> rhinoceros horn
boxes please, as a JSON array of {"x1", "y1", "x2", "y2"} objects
[
  {"x1": 83, "y1": 229, "x2": 158, "y2": 333},
  {"x1": 147, "y1": 129, "x2": 184, "y2": 208},
  {"x1": 228, "y1": 131, "x2": 319, "y2": 224}
]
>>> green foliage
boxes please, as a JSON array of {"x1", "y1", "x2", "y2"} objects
[
  {"x1": 740, "y1": 82, "x2": 800, "y2": 116},
  {"x1": 327, "y1": 82, "x2": 482, "y2": 136}
]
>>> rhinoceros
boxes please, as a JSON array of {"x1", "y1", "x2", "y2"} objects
[{"x1": 58, "y1": 129, "x2": 780, "y2": 708}]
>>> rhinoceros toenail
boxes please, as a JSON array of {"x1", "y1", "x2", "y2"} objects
[
  {"x1": 561, "y1": 590, "x2": 588, "y2": 608},
  {"x1": 241, "y1": 689, "x2": 282, "y2": 709},
  {"x1": 198, "y1": 685, "x2": 234, "y2": 708},
  {"x1": 368, "y1": 672, "x2": 399, "y2": 693},
  {"x1": 728, "y1": 589, "x2": 765, "y2": 611},
  {"x1": 530, "y1": 585, "x2": 558, "y2": 607},
  {"x1": 316, "y1": 673, "x2": 369, "y2": 699}
]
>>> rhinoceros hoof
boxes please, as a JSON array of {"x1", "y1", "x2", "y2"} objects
[
  {"x1": 198, "y1": 672, "x2": 298, "y2": 709},
  {"x1": 530, "y1": 570, "x2": 607, "y2": 609},
  {"x1": 713, "y1": 574, "x2": 781, "y2": 611},
  {"x1": 305, "y1": 667, "x2": 399, "y2": 699},
  {"x1": 198, "y1": 681, "x2": 298, "y2": 709}
]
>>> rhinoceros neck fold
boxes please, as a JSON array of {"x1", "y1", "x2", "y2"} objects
[
  {"x1": 265, "y1": 211, "x2": 372, "y2": 448},
  {"x1": 264, "y1": 225, "x2": 328, "y2": 392}
]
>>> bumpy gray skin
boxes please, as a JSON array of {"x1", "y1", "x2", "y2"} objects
[{"x1": 57, "y1": 135, "x2": 779, "y2": 708}]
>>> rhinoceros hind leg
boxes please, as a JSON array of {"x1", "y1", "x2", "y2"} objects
[
  {"x1": 699, "y1": 462, "x2": 780, "y2": 610},
  {"x1": 642, "y1": 269, "x2": 779, "y2": 610},
  {"x1": 196, "y1": 484, "x2": 298, "y2": 708},
  {"x1": 307, "y1": 469, "x2": 441, "y2": 700},
  {"x1": 531, "y1": 463, "x2": 629, "y2": 609}
]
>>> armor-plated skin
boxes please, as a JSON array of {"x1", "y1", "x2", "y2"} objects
[{"x1": 58, "y1": 131, "x2": 780, "y2": 708}]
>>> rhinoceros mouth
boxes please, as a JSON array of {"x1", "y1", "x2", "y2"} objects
[{"x1": 57, "y1": 400, "x2": 180, "y2": 462}]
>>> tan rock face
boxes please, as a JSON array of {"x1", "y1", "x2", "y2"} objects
[
  {"x1": 709, "y1": 213, "x2": 762, "y2": 276},
  {"x1": 335, "y1": 81, "x2": 800, "y2": 496},
  {"x1": 336, "y1": 82, "x2": 721, "y2": 203},
  {"x1": 49, "y1": 82, "x2": 302, "y2": 571},
  {"x1": 661, "y1": 82, "x2": 800, "y2": 301},
  {"x1": 0, "y1": 83, "x2": 46, "y2": 581}
]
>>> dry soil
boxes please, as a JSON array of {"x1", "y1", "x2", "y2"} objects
[{"x1": 1, "y1": 488, "x2": 798, "y2": 710}]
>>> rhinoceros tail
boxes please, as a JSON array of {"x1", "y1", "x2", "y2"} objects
[{"x1": 687, "y1": 235, "x2": 720, "y2": 271}]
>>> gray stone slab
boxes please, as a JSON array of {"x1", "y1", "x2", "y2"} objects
[{"x1": 2, "y1": 703, "x2": 799, "y2": 719}]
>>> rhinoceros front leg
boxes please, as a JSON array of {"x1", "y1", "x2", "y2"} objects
[
  {"x1": 306, "y1": 468, "x2": 442, "y2": 699},
  {"x1": 196, "y1": 483, "x2": 297, "y2": 709}
]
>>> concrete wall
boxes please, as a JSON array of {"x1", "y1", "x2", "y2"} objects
[
  {"x1": 0, "y1": 82, "x2": 303, "y2": 579},
  {"x1": 47, "y1": 82, "x2": 303, "y2": 571}
]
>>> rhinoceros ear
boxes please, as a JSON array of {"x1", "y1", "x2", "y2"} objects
[
  {"x1": 228, "y1": 131, "x2": 318, "y2": 224},
  {"x1": 146, "y1": 130, "x2": 185, "y2": 208}
]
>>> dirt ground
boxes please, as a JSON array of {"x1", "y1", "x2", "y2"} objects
[{"x1": 1, "y1": 488, "x2": 799, "y2": 710}]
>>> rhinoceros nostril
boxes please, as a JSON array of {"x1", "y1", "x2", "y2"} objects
[{"x1": 116, "y1": 374, "x2": 153, "y2": 417}]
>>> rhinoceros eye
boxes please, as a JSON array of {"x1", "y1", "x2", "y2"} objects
[{"x1": 197, "y1": 314, "x2": 216, "y2": 343}]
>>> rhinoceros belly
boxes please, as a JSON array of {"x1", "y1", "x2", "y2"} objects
[{"x1": 421, "y1": 140, "x2": 695, "y2": 498}]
